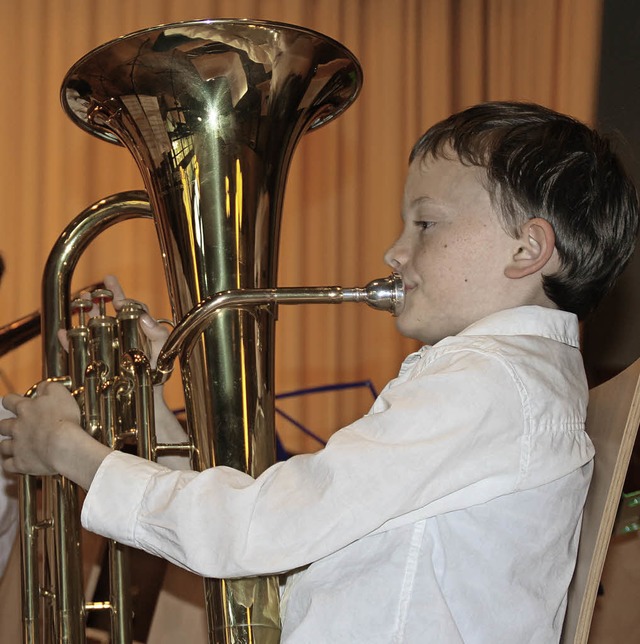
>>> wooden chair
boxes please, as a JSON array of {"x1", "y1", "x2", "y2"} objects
[{"x1": 561, "y1": 357, "x2": 640, "y2": 643}]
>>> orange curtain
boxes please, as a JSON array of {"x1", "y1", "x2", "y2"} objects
[{"x1": 0, "y1": 0, "x2": 603, "y2": 454}]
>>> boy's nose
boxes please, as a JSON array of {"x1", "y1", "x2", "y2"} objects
[{"x1": 384, "y1": 240, "x2": 403, "y2": 270}]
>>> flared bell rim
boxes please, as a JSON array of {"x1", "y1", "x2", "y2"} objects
[{"x1": 60, "y1": 17, "x2": 363, "y2": 146}]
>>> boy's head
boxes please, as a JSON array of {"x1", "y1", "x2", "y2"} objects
[{"x1": 385, "y1": 101, "x2": 639, "y2": 344}]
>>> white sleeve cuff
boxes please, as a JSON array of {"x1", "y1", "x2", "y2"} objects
[{"x1": 81, "y1": 450, "x2": 167, "y2": 547}]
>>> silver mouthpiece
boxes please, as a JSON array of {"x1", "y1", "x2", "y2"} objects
[{"x1": 362, "y1": 273, "x2": 405, "y2": 316}]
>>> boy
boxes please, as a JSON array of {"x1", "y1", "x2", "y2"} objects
[{"x1": 1, "y1": 102, "x2": 638, "y2": 642}]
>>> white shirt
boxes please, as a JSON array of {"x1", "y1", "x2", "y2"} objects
[
  {"x1": 0, "y1": 400, "x2": 17, "y2": 579},
  {"x1": 82, "y1": 306, "x2": 594, "y2": 643}
]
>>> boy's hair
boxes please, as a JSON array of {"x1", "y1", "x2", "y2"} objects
[{"x1": 410, "y1": 101, "x2": 639, "y2": 320}]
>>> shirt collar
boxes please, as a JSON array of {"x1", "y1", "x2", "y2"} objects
[
  {"x1": 454, "y1": 305, "x2": 580, "y2": 348},
  {"x1": 397, "y1": 306, "x2": 580, "y2": 377}
]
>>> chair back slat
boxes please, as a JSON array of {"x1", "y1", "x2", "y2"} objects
[{"x1": 562, "y1": 358, "x2": 640, "y2": 643}]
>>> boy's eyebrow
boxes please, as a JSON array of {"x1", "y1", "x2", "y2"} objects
[
  {"x1": 408, "y1": 195, "x2": 449, "y2": 212},
  {"x1": 402, "y1": 196, "x2": 435, "y2": 221},
  {"x1": 410, "y1": 196, "x2": 435, "y2": 207},
  {"x1": 403, "y1": 196, "x2": 434, "y2": 216},
  {"x1": 402, "y1": 196, "x2": 453, "y2": 223}
]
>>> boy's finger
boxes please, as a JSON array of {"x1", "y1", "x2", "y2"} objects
[
  {"x1": 104, "y1": 274, "x2": 127, "y2": 308},
  {"x1": 1, "y1": 393, "x2": 23, "y2": 415},
  {"x1": 140, "y1": 314, "x2": 170, "y2": 342},
  {"x1": 0, "y1": 418, "x2": 15, "y2": 439}
]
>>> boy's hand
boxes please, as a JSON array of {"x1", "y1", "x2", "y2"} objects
[
  {"x1": 0, "y1": 381, "x2": 110, "y2": 488},
  {"x1": 101, "y1": 276, "x2": 187, "y2": 448},
  {"x1": 58, "y1": 275, "x2": 171, "y2": 368},
  {"x1": 103, "y1": 275, "x2": 170, "y2": 368}
]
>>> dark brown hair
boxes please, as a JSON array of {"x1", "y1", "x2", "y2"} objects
[{"x1": 411, "y1": 101, "x2": 639, "y2": 320}]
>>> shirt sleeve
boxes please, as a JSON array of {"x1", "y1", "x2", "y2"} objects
[
  {"x1": 0, "y1": 398, "x2": 18, "y2": 579},
  {"x1": 81, "y1": 347, "x2": 590, "y2": 578}
]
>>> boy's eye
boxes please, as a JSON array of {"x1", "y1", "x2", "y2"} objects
[{"x1": 414, "y1": 220, "x2": 436, "y2": 231}]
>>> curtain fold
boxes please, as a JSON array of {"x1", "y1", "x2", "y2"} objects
[{"x1": 0, "y1": 0, "x2": 604, "y2": 454}]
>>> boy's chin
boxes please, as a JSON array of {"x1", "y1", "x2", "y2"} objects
[{"x1": 395, "y1": 318, "x2": 438, "y2": 345}]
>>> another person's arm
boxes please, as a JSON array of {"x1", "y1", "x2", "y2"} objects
[{"x1": 0, "y1": 400, "x2": 18, "y2": 580}]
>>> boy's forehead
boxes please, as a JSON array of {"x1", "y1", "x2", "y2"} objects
[
  {"x1": 403, "y1": 155, "x2": 502, "y2": 227},
  {"x1": 405, "y1": 154, "x2": 487, "y2": 200}
]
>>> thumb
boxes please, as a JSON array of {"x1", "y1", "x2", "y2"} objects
[
  {"x1": 57, "y1": 328, "x2": 70, "y2": 353},
  {"x1": 140, "y1": 314, "x2": 170, "y2": 366}
]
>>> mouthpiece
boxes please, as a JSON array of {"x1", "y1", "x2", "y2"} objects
[
  {"x1": 339, "y1": 273, "x2": 404, "y2": 316},
  {"x1": 362, "y1": 273, "x2": 405, "y2": 316}
]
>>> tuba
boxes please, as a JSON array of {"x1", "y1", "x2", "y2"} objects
[{"x1": 19, "y1": 19, "x2": 403, "y2": 644}]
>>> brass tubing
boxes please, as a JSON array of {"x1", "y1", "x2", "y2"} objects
[
  {"x1": 0, "y1": 284, "x2": 102, "y2": 360},
  {"x1": 120, "y1": 350, "x2": 155, "y2": 463},
  {"x1": 41, "y1": 192, "x2": 152, "y2": 378},
  {"x1": 54, "y1": 477, "x2": 83, "y2": 642},
  {"x1": 20, "y1": 193, "x2": 152, "y2": 644},
  {"x1": 0, "y1": 313, "x2": 40, "y2": 358},
  {"x1": 108, "y1": 540, "x2": 131, "y2": 644},
  {"x1": 18, "y1": 473, "x2": 39, "y2": 644},
  {"x1": 155, "y1": 274, "x2": 404, "y2": 382}
]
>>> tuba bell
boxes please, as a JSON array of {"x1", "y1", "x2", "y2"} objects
[{"x1": 19, "y1": 19, "x2": 403, "y2": 644}]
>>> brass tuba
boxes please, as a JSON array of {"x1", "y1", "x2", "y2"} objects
[{"x1": 19, "y1": 19, "x2": 403, "y2": 644}]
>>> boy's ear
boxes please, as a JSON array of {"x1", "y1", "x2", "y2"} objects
[{"x1": 504, "y1": 218, "x2": 557, "y2": 279}]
